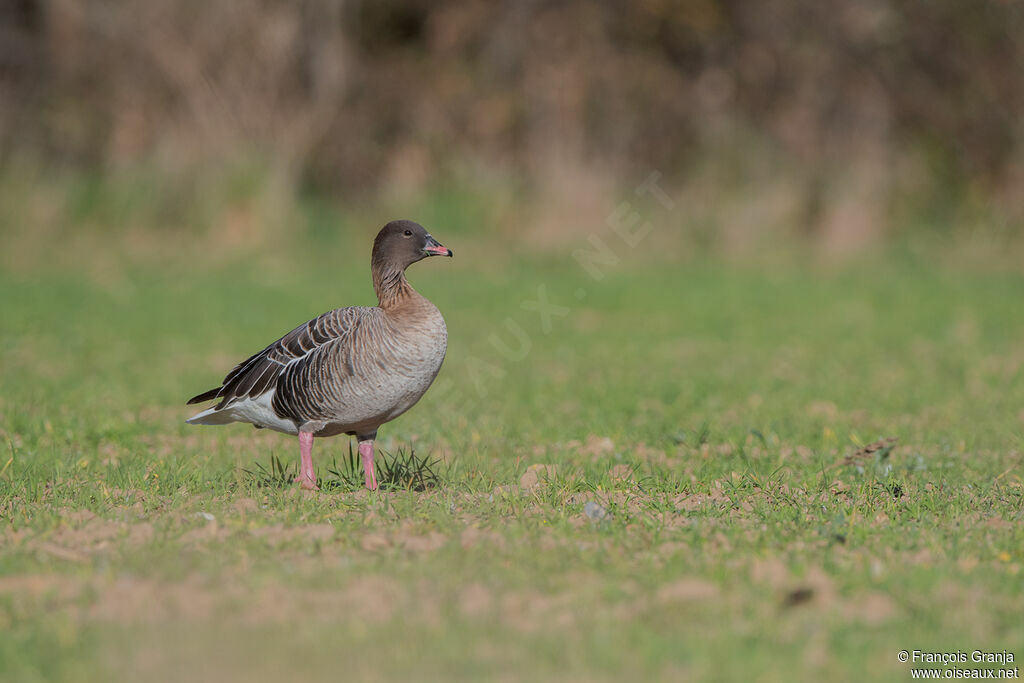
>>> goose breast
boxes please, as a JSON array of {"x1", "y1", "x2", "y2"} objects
[{"x1": 272, "y1": 300, "x2": 448, "y2": 436}]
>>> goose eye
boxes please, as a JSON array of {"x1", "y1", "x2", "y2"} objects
[{"x1": 404, "y1": 230, "x2": 413, "y2": 236}]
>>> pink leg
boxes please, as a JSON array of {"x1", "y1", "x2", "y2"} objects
[
  {"x1": 295, "y1": 431, "x2": 318, "y2": 490},
  {"x1": 358, "y1": 439, "x2": 378, "y2": 491}
]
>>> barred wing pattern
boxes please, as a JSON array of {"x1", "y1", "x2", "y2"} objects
[{"x1": 188, "y1": 307, "x2": 370, "y2": 421}]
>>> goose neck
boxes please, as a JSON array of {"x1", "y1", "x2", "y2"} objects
[{"x1": 373, "y1": 265, "x2": 415, "y2": 309}]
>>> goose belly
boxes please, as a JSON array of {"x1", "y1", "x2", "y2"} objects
[
  {"x1": 329, "y1": 325, "x2": 447, "y2": 429},
  {"x1": 226, "y1": 393, "x2": 300, "y2": 435}
]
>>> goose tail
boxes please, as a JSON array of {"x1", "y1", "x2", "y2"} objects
[{"x1": 185, "y1": 405, "x2": 235, "y2": 426}]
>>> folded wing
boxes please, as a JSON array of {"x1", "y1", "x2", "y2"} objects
[{"x1": 187, "y1": 307, "x2": 368, "y2": 420}]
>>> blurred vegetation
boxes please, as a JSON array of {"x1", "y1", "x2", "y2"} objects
[{"x1": 1, "y1": 0, "x2": 1023, "y2": 256}]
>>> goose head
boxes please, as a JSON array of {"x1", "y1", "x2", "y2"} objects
[{"x1": 372, "y1": 220, "x2": 453, "y2": 273}]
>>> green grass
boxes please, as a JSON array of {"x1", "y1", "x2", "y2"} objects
[{"x1": 1, "y1": 227, "x2": 1023, "y2": 682}]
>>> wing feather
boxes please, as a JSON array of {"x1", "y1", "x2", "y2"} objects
[{"x1": 187, "y1": 307, "x2": 371, "y2": 418}]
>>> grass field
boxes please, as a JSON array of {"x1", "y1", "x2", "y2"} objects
[{"x1": 1, "y1": 218, "x2": 1022, "y2": 681}]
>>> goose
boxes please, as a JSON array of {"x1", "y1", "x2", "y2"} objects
[{"x1": 186, "y1": 220, "x2": 453, "y2": 490}]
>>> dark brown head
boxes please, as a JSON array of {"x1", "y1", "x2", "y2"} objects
[{"x1": 371, "y1": 220, "x2": 453, "y2": 274}]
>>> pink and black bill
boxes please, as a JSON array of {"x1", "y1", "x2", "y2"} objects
[{"x1": 422, "y1": 235, "x2": 453, "y2": 257}]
